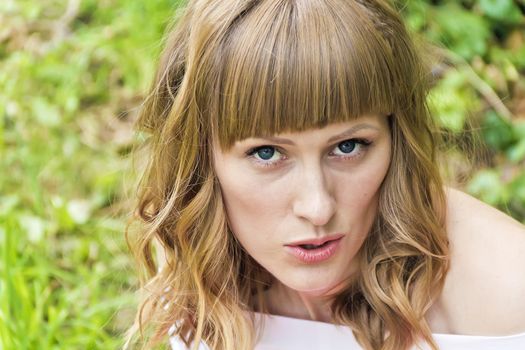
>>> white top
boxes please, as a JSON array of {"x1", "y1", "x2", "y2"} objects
[{"x1": 169, "y1": 313, "x2": 525, "y2": 349}]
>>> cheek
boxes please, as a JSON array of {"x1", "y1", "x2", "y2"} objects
[
  {"x1": 335, "y1": 150, "x2": 391, "y2": 218},
  {"x1": 217, "y1": 171, "x2": 290, "y2": 248}
]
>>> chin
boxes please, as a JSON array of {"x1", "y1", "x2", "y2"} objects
[{"x1": 285, "y1": 275, "x2": 346, "y2": 297}]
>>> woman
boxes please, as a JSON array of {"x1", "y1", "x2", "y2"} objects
[{"x1": 126, "y1": 0, "x2": 525, "y2": 349}]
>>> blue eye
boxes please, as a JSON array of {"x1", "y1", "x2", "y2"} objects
[
  {"x1": 337, "y1": 140, "x2": 356, "y2": 153},
  {"x1": 255, "y1": 147, "x2": 275, "y2": 160},
  {"x1": 331, "y1": 138, "x2": 372, "y2": 158},
  {"x1": 246, "y1": 145, "x2": 284, "y2": 168}
]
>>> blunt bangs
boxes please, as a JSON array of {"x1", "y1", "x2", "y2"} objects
[{"x1": 208, "y1": 0, "x2": 399, "y2": 148}]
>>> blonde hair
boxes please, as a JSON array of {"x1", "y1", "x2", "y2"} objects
[{"x1": 127, "y1": 0, "x2": 449, "y2": 349}]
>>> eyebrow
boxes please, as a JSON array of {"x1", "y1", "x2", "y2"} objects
[{"x1": 256, "y1": 123, "x2": 380, "y2": 145}]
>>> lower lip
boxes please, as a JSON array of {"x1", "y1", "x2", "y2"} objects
[{"x1": 284, "y1": 237, "x2": 343, "y2": 264}]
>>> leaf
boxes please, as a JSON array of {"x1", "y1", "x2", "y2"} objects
[
  {"x1": 50, "y1": 196, "x2": 75, "y2": 230},
  {"x1": 428, "y1": 69, "x2": 477, "y2": 132},
  {"x1": 510, "y1": 174, "x2": 525, "y2": 204},
  {"x1": 481, "y1": 111, "x2": 515, "y2": 151},
  {"x1": 467, "y1": 169, "x2": 507, "y2": 206},
  {"x1": 506, "y1": 138, "x2": 525, "y2": 163},
  {"x1": 433, "y1": 4, "x2": 490, "y2": 60},
  {"x1": 513, "y1": 121, "x2": 525, "y2": 139},
  {"x1": 478, "y1": 0, "x2": 524, "y2": 25},
  {"x1": 30, "y1": 97, "x2": 61, "y2": 127}
]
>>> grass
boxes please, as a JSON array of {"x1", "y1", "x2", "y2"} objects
[{"x1": 0, "y1": 0, "x2": 180, "y2": 348}]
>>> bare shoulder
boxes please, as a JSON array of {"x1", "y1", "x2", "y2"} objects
[{"x1": 429, "y1": 187, "x2": 525, "y2": 335}]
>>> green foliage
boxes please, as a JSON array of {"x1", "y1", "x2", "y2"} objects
[
  {"x1": 482, "y1": 110, "x2": 525, "y2": 163},
  {"x1": 0, "y1": 0, "x2": 179, "y2": 348},
  {"x1": 428, "y1": 69, "x2": 479, "y2": 132},
  {"x1": 482, "y1": 111, "x2": 515, "y2": 150},
  {"x1": 478, "y1": 0, "x2": 523, "y2": 24},
  {"x1": 399, "y1": 0, "x2": 525, "y2": 222},
  {"x1": 433, "y1": 3, "x2": 490, "y2": 60},
  {"x1": 467, "y1": 168, "x2": 508, "y2": 206}
]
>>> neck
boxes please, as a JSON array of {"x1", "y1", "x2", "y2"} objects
[
  {"x1": 260, "y1": 254, "x2": 362, "y2": 322},
  {"x1": 264, "y1": 280, "x2": 349, "y2": 323}
]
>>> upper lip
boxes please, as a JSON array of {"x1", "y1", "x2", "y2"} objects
[{"x1": 285, "y1": 233, "x2": 345, "y2": 246}]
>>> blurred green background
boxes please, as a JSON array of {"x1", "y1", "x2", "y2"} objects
[{"x1": 0, "y1": 0, "x2": 524, "y2": 349}]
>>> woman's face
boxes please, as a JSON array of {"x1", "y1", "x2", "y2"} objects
[{"x1": 213, "y1": 114, "x2": 392, "y2": 296}]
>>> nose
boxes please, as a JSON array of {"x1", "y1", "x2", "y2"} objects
[{"x1": 292, "y1": 165, "x2": 336, "y2": 227}]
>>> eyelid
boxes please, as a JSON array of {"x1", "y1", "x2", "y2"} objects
[
  {"x1": 245, "y1": 145, "x2": 284, "y2": 157},
  {"x1": 246, "y1": 138, "x2": 373, "y2": 167},
  {"x1": 334, "y1": 137, "x2": 372, "y2": 147},
  {"x1": 246, "y1": 145, "x2": 286, "y2": 167}
]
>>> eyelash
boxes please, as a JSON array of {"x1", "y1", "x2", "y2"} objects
[{"x1": 246, "y1": 138, "x2": 373, "y2": 168}]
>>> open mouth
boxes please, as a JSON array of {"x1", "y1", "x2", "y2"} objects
[{"x1": 298, "y1": 241, "x2": 331, "y2": 250}]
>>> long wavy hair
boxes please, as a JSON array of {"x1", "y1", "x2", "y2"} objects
[{"x1": 126, "y1": 0, "x2": 449, "y2": 349}]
